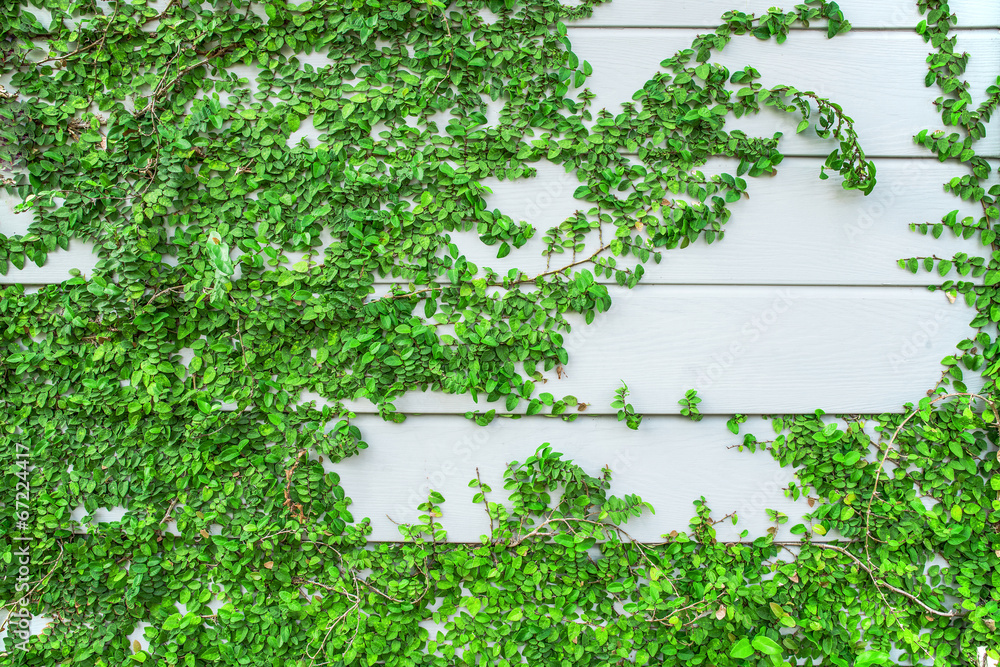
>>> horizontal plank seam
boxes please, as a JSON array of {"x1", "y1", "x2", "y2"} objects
[
  {"x1": 343, "y1": 412, "x2": 905, "y2": 419},
  {"x1": 339, "y1": 410, "x2": 916, "y2": 416},
  {"x1": 613, "y1": 154, "x2": 1000, "y2": 160},
  {"x1": 1, "y1": 282, "x2": 955, "y2": 288},
  {"x1": 335, "y1": 538, "x2": 856, "y2": 544},
  {"x1": 778, "y1": 154, "x2": 998, "y2": 160},
  {"x1": 569, "y1": 25, "x2": 1000, "y2": 31},
  {"x1": 595, "y1": 154, "x2": 1000, "y2": 160},
  {"x1": 0, "y1": 283, "x2": 960, "y2": 289},
  {"x1": 61, "y1": 526, "x2": 856, "y2": 545},
  {"x1": 362, "y1": 283, "x2": 951, "y2": 288}
]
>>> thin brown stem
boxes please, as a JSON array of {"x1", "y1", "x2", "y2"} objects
[
  {"x1": 810, "y1": 543, "x2": 963, "y2": 618},
  {"x1": 379, "y1": 244, "x2": 612, "y2": 303}
]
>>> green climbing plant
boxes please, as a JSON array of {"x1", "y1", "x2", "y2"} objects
[
  {"x1": 679, "y1": 388, "x2": 703, "y2": 422},
  {"x1": 0, "y1": 0, "x2": 996, "y2": 666},
  {"x1": 611, "y1": 380, "x2": 642, "y2": 430},
  {"x1": 731, "y1": 3, "x2": 1000, "y2": 664}
]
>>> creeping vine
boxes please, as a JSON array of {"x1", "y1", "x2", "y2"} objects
[{"x1": 0, "y1": 0, "x2": 996, "y2": 666}]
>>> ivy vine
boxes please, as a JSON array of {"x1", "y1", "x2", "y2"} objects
[{"x1": 0, "y1": 0, "x2": 995, "y2": 666}]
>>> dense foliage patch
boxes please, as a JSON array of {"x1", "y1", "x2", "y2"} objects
[{"x1": 0, "y1": 0, "x2": 996, "y2": 665}]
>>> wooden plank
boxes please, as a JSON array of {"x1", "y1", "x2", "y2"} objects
[
  {"x1": 2, "y1": 158, "x2": 982, "y2": 286},
  {"x1": 574, "y1": 0, "x2": 1000, "y2": 29},
  {"x1": 10, "y1": 6, "x2": 999, "y2": 163},
  {"x1": 0, "y1": 188, "x2": 100, "y2": 283},
  {"x1": 21, "y1": 0, "x2": 1000, "y2": 32},
  {"x1": 5, "y1": 32, "x2": 997, "y2": 284},
  {"x1": 289, "y1": 30, "x2": 1000, "y2": 157},
  {"x1": 460, "y1": 157, "x2": 984, "y2": 286},
  {"x1": 85, "y1": 31, "x2": 998, "y2": 161},
  {"x1": 327, "y1": 285, "x2": 975, "y2": 415},
  {"x1": 59, "y1": 415, "x2": 827, "y2": 543},
  {"x1": 566, "y1": 29, "x2": 1000, "y2": 158},
  {"x1": 331, "y1": 414, "x2": 817, "y2": 542}
]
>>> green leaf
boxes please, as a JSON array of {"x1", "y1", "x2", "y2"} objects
[
  {"x1": 730, "y1": 638, "x2": 753, "y2": 659},
  {"x1": 855, "y1": 651, "x2": 891, "y2": 667},
  {"x1": 751, "y1": 635, "x2": 782, "y2": 656},
  {"x1": 550, "y1": 533, "x2": 573, "y2": 549}
]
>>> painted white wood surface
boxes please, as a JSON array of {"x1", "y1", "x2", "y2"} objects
[
  {"x1": 4, "y1": 29, "x2": 998, "y2": 282},
  {"x1": 271, "y1": 30, "x2": 1000, "y2": 158},
  {"x1": 333, "y1": 285, "x2": 974, "y2": 416},
  {"x1": 569, "y1": 29, "x2": 1000, "y2": 158},
  {"x1": 4, "y1": 0, "x2": 993, "y2": 547},
  {"x1": 18, "y1": 0, "x2": 1000, "y2": 30},
  {"x1": 64, "y1": 416, "x2": 812, "y2": 542},
  {"x1": 469, "y1": 158, "x2": 985, "y2": 286},
  {"x1": 575, "y1": 0, "x2": 1000, "y2": 28},
  {"x1": 332, "y1": 415, "x2": 810, "y2": 542},
  {"x1": 1, "y1": 158, "x2": 986, "y2": 286}
]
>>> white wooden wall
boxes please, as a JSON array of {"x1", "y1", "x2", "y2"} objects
[{"x1": 3, "y1": 0, "x2": 997, "y2": 543}]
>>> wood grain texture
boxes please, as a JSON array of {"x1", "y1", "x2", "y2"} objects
[
  {"x1": 464, "y1": 158, "x2": 984, "y2": 286},
  {"x1": 63, "y1": 30, "x2": 993, "y2": 162},
  {"x1": 19, "y1": 0, "x2": 1000, "y2": 31},
  {"x1": 568, "y1": 29, "x2": 1000, "y2": 158},
  {"x1": 284, "y1": 30, "x2": 1000, "y2": 158},
  {"x1": 5, "y1": 30, "x2": 998, "y2": 284},
  {"x1": 327, "y1": 415, "x2": 820, "y2": 543},
  {"x1": 66, "y1": 415, "x2": 823, "y2": 543},
  {"x1": 574, "y1": 0, "x2": 1000, "y2": 29},
  {"x1": 2, "y1": 158, "x2": 983, "y2": 286},
  {"x1": 5, "y1": 0, "x2": 988, "y2": 552},
  {"x1": 0, "y1": 187, "x2": 99, "y2": 283},
  {"x1": 327, "y1": 285, "x2": 974, "y2": 416}
]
